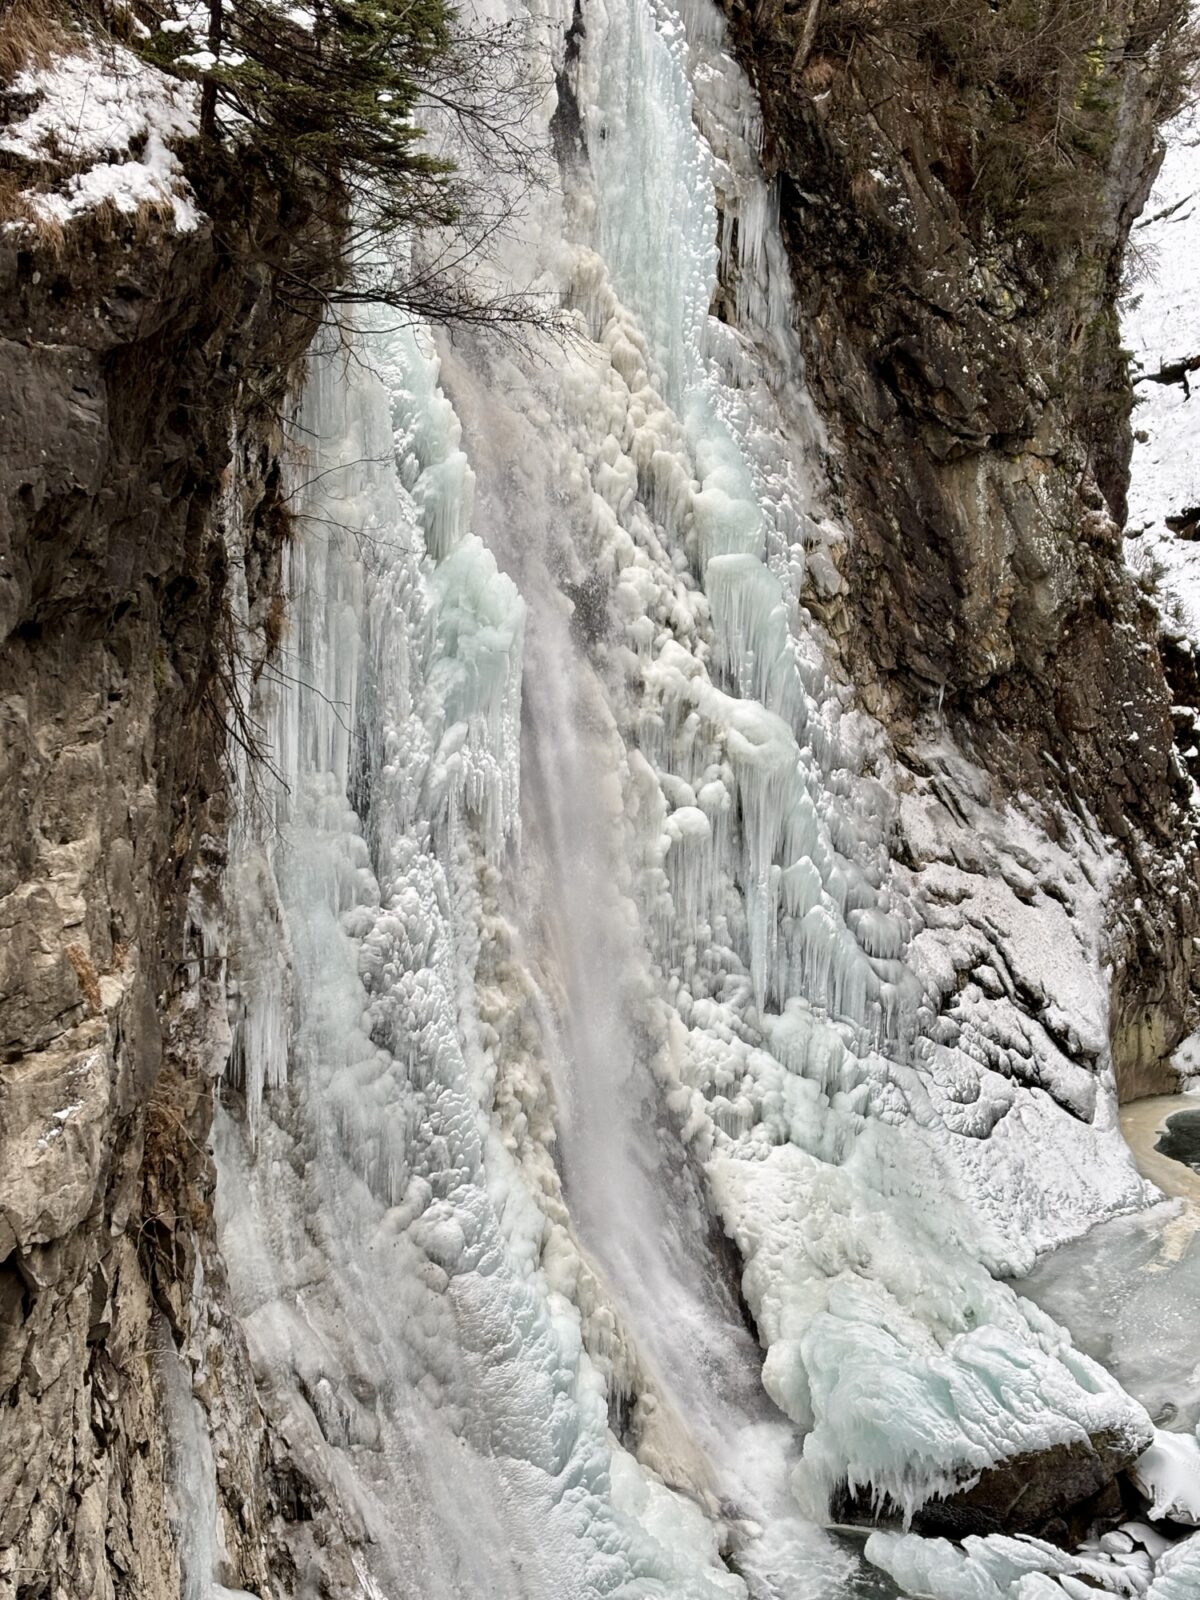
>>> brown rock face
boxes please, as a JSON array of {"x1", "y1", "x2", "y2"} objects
[
  {"x1": 833, "y1": 1424, "x2": 1150, "y2": 1543},
  {"x1": 913, "y1": 1426, "x2": 1149, "y2": 1541},
  {"x1": 0, "y1": 202, "x2": 314, "y2": 1595},
  {"x1": 717, "y1": 0, "x2": 1200, "y2": 1101}
]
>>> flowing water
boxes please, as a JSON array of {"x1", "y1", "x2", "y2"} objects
[{"x1": 438, "y1": 327, "x2": 868, "y2": 1595}]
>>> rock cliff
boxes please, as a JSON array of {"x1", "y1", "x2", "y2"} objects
[
  {"x1": 718, "y1": 0, "x2": 1200, "y2": 1097},
  {"x1": 0, "y1": 136, "x2": 317, "y2": 1595}
]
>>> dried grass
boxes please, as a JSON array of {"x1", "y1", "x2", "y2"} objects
[
  {"x1": 0, "y1": 0, "x2": 82, "y2": 247},
  {"x1": 263, "y1": 592, "x2": 288, "y2": 656},
  {"x1": 66, "y1": 941, "x2": 103, "y2": 1014},
  {"x1": 0, "y1": 164, "x2": 180, "y2": 255},
  {"x1": 0, "y1": 0, "x2": 78, "y2": 82},
  {"x1": 79, "y1": 191, "x2": 180, "y2": 247},
  {"x1": 0, "y1": 0, "x2": 183, "y2": 250},
  {"x1": 0, "y1": 167, "x2": 67, "y2": 249},
  {"x1": 800, "y1": 55, "x2": 838, "y2": 94},
  {"x1": 264, "y1": 496, "x2": 297, "y2": 543}
]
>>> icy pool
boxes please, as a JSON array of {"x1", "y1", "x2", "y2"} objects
[
  {"x1": 1123, "y1": 1094, "x2": 1200, "y2": 1207},
  {"x1": 1015, "y1": 1095, "x2": 1200, "y2": 1433}
]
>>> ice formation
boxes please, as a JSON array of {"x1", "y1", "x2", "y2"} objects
[
  {"x1": 1123, "y1": 81, "x2": 1200, "y2": 789},
  {"x1": 1017, "y1": 1194, "x2": 1200, "y2": 1439},
  {"x1": 1146, "y1": 1532, "x2": 1200, "y2": 1600},
  {"x1": 1131, "y1": 1431, "x2": 1200, "y2": 1526},
  {"x1": 201, "y1": 0, "x2": 1181, "y2": 1591},
  {"x1": 1124, "y1": 93, "x2": 1200, "y2": 613},
  {"x1": 215, "y1": 315, "x2": 760, "y2": 1596},
  {"x1": 865, "y1": 1524, "x2": 1177, "y2": 1600}
]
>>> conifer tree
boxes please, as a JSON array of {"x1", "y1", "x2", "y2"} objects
[{"x1": 128, "y1": 0, "x2": 548, "y2": 326}]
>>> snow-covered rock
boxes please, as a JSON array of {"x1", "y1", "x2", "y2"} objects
[{"x1": 1146, "y1": 1530, "x2": 1200, "y2": 1599}]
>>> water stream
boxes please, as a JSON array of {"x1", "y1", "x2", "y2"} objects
[{"x1": 436, "y1": 324, "x2": 875, "y2": 1595}]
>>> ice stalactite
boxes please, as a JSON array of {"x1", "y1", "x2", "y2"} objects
[{"x1": 502, "y1": 0, "x2": 1151, "y2": 1534}]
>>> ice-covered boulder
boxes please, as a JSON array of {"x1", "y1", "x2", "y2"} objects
[
  {"x1": 1132, "y1": 1431, "x2": 1200, "y2": 1527},
  {"x1": 845, "y1": 1426, "x2": 1151, "y2": 1542}
]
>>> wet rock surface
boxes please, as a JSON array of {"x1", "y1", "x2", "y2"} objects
[
  {"x1": 835, "y1": 1425, "x2": 1151, "y2": 1545},
  {"x1": 1156, "y1": 1107, "x2": 1200, "y2": 1171},
  {"x1": 917, "y1": 1430, "x2": 1148, "y2": 1543}
]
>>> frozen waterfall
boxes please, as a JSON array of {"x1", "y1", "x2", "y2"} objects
[{"x1": 208, "y1": 0, "x2": 1170, "y2": 1592}]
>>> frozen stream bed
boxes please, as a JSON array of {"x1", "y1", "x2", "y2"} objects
[{"x1": 863, "y1": 1100, "x2": 1200, "y2": 1599}]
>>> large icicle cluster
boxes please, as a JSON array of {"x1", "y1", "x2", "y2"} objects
[
  {"x1": 506, "y1": 0, "x2": 1151, "y2": 1530},
  {"x1": 204, "y1": 0, "x2": 1172, "y2": 1590},
  {"x1": 213, "y1": 314, "x2": 754, "y2": 1596}
]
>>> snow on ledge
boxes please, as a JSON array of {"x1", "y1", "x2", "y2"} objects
[{"x1": 0, "y1": 40, "x2": 200, "y2": 233}]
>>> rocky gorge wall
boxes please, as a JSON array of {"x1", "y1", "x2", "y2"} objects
[
  {"x1": 0, "y1": 163, "x2": 317, "y2": 1593},
  {"x1": 717, "y1": 0, "x2": 1200, "y2": 1097}
]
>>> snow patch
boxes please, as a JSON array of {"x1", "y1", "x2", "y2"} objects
[{"x1": 0, "y1": 42, "x2": 199, "y2": 230}]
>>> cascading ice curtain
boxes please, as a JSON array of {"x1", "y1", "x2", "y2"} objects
[
  {"x1": 207, "y1": 0, "x2": 1168, "y2": 1591},
  {"x1": 215, "y1": 310, "x2": 764, "y2": 1596}
]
